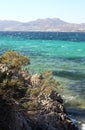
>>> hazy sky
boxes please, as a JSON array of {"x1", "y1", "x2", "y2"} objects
[{"x1": 0, "y1": 0, "x2": 84, "y2": 23}]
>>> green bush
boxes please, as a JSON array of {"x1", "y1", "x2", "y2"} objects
[
  {"x1": 0, "y1": 50, "x2": 30, "y2": 100},
  {"x1": 22, "y1": 100, "x2": 39, "y2": 110},
  {"x1": 0, "y1": 76, "x2": 26, "y2": 99},
  {"x1": 0, "y1": 50, "x2": 30, "y2": 69},
  {"x1": 0, "y1": 51, "x2": 61, "y2": 112},
  {"x1": 26, "y1": 70, "x2": 61, "y2": 106}
]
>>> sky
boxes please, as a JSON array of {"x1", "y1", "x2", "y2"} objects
[{"x1": 0, "y1": 0, "x2": 85, "y2": 23}]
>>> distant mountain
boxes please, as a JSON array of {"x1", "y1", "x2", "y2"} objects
[
  {"x1": 0, "y1": 20, "x2": 22, "y2": 31},
  {"x1": 0, "y1": 18, "x2": 85, "y2": 32}
]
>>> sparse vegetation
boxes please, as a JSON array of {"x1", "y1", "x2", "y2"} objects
[
  {"x1": 0, "y1": 50, "x2": 30, "y2": 100},
  {"x1": 0, "y1": 51, "x2": 78, "y2": 130},
  {"x1": 22, "y1": 100, "x2": 40, "y2": 110},
  {"x1": 0, "y1": 50, "x2": 30, "y2": 69},
  {"x1": 0, "y1": 77, "x2": 26, "y2": 99},
  {"x1": 23, "y1": 71, "x2": 61, "y2": 110},
  {"x1": 26, "y1": 71, "x2": 60, "y2": 98},
  {"x1": 0, "y1": 51, "x2": 61, "y2": 109}
]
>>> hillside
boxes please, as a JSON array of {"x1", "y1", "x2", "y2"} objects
[{"x1": 0, "y1": 18, "x2": 85, "y2": 32}]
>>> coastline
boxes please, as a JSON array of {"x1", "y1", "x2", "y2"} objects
[
  {"x1": 0, "y1": 32, "x2": 85, "y2": 129},
  {"x1": 0, "y1": 50, "x2": 79, "y2": 130}
]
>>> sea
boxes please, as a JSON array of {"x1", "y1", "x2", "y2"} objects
[{"x1": 0, "y1": 31, "x2": 85, "y2": 126}]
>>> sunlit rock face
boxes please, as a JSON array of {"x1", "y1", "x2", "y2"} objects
[{"x1": 30, "y1": 74, "x2": 42, "y2": 86}]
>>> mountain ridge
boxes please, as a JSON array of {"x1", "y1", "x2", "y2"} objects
[{"x1": 0, "y1": 18, "x2": 85, "y2": 32}]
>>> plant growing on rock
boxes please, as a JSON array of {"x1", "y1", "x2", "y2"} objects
[
  {"x1": 0, "y1": 50, "x2": 30, "y2": 70},
  {"x1": 26, "y1": 71, "x2": 61, "y2": 98},
  {"x1": 0, "y1": 51, "x2": 78, "y2": 130},
  {"x1": 23, "y1": 71, "x2": 61, "y2": 110},
  {"x1": 0, "y1": 77, "x2": 26, "y2": 100},
  {"x1": 0, "y1": 50, "x2": 30, "y2": 101}
]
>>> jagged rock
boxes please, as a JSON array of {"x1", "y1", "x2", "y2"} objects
[
  {"x1": 50, "y1": 90, "x2": 63, "y2": 103},
  {"x1": 0, "y1": 63, "x2": 78, "y2": 130},
  {"x1": 24, "y1": 91, "x2": 78, "y2": 130},
  {"x1": 0, "y1": 97, "x2": 32, "y2": 130},
  {"x1": 0, "y1": 63, "x2": 8, "y2": 72},
  {"x1": 30, "y1": 74, "x2": 43, "y2": 86},
  {"x1": 15, "y1": 112, "x2": 32, "y2": 130}
]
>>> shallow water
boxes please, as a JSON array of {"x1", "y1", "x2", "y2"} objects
[{"x1": 0, "y1": 32, "x2": 85, "y2": 123}]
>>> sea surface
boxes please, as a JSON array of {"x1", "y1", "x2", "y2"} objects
[{"x1": 0, "y1": 31, "x2": 85, "y2": 124}]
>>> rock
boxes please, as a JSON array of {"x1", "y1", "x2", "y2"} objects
[
  {"x1": 50, "y1": 90, "x2": 63, "y2": 103},
  {"x1": 30, "y1": 74, "x2": 43, "y2": 86},
  {"x1": 19, "y1": 70, "x2": 31, "y2": 83},
  {"x1": 24, "y1": 92, "x2": 78, "y2": 130},
  {"x1": 15, "y1": 112, "x2": 32, "y2": 130},
  {"x1": 0, "y1": 98, "x2": 32, "y2": 130},
  {"x1": 0, "y1": 63, "x2": 79, "y2": 130},
  {"x1": 0, "y1": 63, "x2": 8, "y2": 72}
]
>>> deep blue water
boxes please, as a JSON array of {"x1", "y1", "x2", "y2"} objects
[{"x1": 1, "y1": 31, "x2": 85, "y2": 41}]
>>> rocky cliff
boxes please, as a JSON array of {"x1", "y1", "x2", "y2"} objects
[{"x1": 0, "y1": 63, "x2": 78, "y2": 130}]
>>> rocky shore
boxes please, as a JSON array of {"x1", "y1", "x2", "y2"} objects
[{"x1": 0, "y1": 62, "x2": 79, "y2": 130}]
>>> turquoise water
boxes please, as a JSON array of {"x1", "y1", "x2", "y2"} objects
[{"x1": 0, "y1": 32, "x2": 85, "y2": 111}]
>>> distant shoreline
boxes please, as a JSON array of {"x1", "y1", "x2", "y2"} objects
[{"x1": 0, "y1": 18, "x2": 85, "y2": 32}]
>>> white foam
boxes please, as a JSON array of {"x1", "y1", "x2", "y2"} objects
[
  {"x1": 77, "y1": 49, "x2": 82, "y2": 51},
  {"x1": 61, "y1": 45, "x2": 65, "y2": 48},
  {"x1": 81, "y1": 124, "x2": 85, "y2": 130}
]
